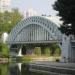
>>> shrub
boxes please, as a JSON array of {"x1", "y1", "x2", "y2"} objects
[
  {"x1": 34, "y1": 47, "x2": 41, "y2": 56},
  {"x1": 21, "y1": 55, "x2": 32, "y2": 63},
  {"x1": 1, "y1": 43, "x2": 9, "y2": 57},
  {"x1": 56, "y1": 59, "x2": 60, "y2": 62},
  {"x1": 44, "y1": 47, "x2": 50, "y2": 56}
]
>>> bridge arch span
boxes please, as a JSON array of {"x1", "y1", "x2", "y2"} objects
[
  {"x1": 7, "y1": 16, "x2": 75, "y2": 62},
  {"x1": 7, "y1": 16, "x2": 61, "y2": 44}
]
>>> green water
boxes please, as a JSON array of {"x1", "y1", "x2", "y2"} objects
[{"x1": 0, "y1": 63, "x2": 70, "y2": 75}]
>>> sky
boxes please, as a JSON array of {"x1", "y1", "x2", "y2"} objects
[{"x1": 11, "y1": 0, "x2": 57, "y2": 16}]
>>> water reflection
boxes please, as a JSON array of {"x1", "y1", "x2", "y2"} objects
[
  {"x1": 18, "y1": 63, "x2": 22, "y2": 72},
  {"x1": 0, "y1": 63, "x2": 71, "y2": 75},
  {"x1": 0, "y1": 64, "x2": 9, "y2": 75}
]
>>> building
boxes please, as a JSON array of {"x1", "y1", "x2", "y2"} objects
[
  {"x1": 25, "y1": 9, "x2": 39, "y2": 18},
  {"x1": 0, "y1": 0, "x2": 11, "y2": 12}
]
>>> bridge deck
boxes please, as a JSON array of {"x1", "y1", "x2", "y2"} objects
[{"x1": 9, "y1": 40, "x2": 61, "y2": 44}]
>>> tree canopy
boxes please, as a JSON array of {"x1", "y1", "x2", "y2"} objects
[
  {"x1": 0, "y1": 8, "x2": 23, "y2": 37},
  {"x1": 53, "y1": 0, "x2": 75, "y2": 35}
]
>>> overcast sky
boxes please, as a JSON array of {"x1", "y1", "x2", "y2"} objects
[{"x1": 11, "y1": 0, "x2": 57, "y2": 16}]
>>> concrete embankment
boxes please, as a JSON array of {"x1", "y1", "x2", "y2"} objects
[
  {"x1": 29, "y1": 61, "x2": 75, "y2": 75},
  {"x1": 0, "y1": 58, "x2": 9, "y2": 63}
]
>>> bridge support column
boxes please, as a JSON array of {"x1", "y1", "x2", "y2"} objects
[{"x1": 61, "y1": 35, "x2": 71, "y2": 62}]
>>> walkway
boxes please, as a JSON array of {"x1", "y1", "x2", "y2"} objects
[{"x1": 29, "y1": 61, "x2": 75, "y2": 74}]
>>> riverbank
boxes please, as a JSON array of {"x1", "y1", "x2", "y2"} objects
[
  {"x1": 0, "y1": 55, "x2": 60, "y2": 63},
  {"x1": 29, "y1": 61, "x2": 75, "y2": 75},
  {"x1": 0, "y1": 58, "x2": 9, "y2": 63}
]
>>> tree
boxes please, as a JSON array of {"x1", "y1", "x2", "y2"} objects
[
  {"x1": 10, "y1": 8, "x2": 23, "y2": 32},
  {"x1": 53, "y1": 0, "x2": 75, "y2": 35},
  {"x1": 0, "y1": 8, "x2": 23, "y2": 57},
  {"x1": 0, "y1": 8, "x2": 23, "y2": 37}
]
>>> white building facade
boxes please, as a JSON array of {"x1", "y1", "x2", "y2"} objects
[
  {"x1": 0, "y1": 0, "x2": 11, "y2": 12},
  {"x1": 25, "y1": 9, "x2": 39, "y2": 18}
]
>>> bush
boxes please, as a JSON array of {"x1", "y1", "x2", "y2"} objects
[
  {"x1": 54, "y1": 48, "x2": 61, "y2": 56},
  {"x1": 1, "y1": 43, "x2": 9, "y2": 57},
  {"x1": 44, "y1": 47, "x2": 50, "y2": 56},
  {"x1": 21, "y1": 55, "x2": 32, "y2": 63},
  {"x1": 56, "y1": 59, "x2": 60, "y2": 62},
  {"x1": 34, "y1": 47, "x2": 41, "y2": 56}
]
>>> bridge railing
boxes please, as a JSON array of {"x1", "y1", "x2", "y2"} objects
[{"x1": 8, "y1": 40, "x2": 62, "y2": 44}]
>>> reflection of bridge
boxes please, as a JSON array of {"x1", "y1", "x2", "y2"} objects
[{"x1": 7, "y1": 16, "x2": 75, "y2": 62}]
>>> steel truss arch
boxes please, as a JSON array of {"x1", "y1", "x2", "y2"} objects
[{"x1": 7, "y1": 16, "x2": 61, "y2": 44}]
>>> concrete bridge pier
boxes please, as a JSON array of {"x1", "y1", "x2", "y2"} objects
[{"x1": 61, "y1": 35, "x2": 74, "y2": 62}]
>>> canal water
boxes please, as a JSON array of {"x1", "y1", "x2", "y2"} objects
[{"x1": 0, "y1": 63, "x2": 71, "y2": 75}]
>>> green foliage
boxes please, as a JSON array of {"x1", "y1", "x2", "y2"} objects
[
  {"x1": 53, "y1": 0, "x2": 75, "y2": 35},
  {"x1": 1, "y1": 43, "x2": 9, "y2": 57},
  {"x1": 44, "y1": 47, "x2": 50, "y2": 56},
  {"x1": 0, "y1": 8, "x2": 23, "y2": 37},
  {"x1": 50, "y1": 43, "x2": 61, "y2": 56},
  {"x1": 34, "y1": 45, "x2": 61, "y2": 57},
  {"x1": 22, "y1": 55, "x2": 32, "y2": 63},
  {"x1": 0, "y1": 64, "x2": 9, "y2": 75},
  {"x1": 34, "y1": 47, "x2": 41, "y2": 56},
  {"x1": 55, "y1": 48, "x2": 61, "y2": 56},
  {"x1": 1, "y1": 64, "x2": 8, "y2": 75}
]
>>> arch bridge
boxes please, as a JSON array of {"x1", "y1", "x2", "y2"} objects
[
  {"x1": 8, "y1": 16, "x2": 62, "y2": 44},
  {"x1": 7, "y1": 16, "x2": 75, "y2": 62}
]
